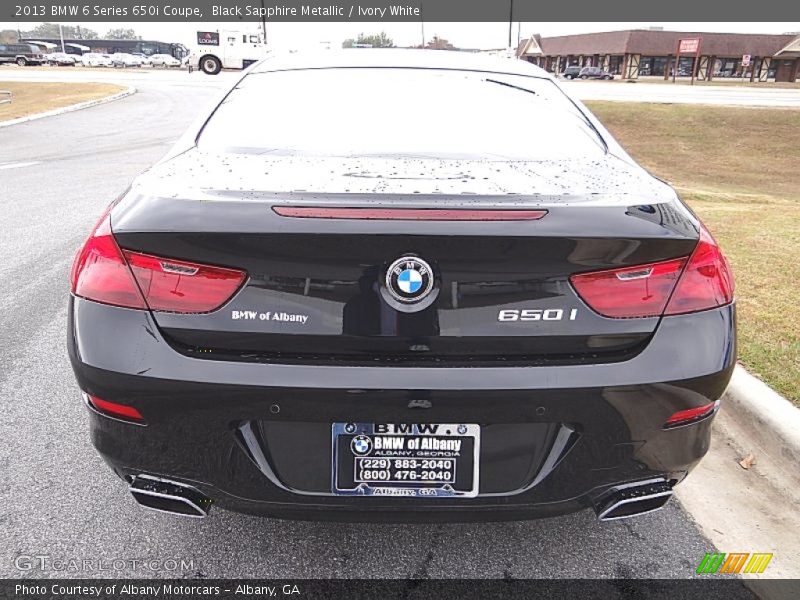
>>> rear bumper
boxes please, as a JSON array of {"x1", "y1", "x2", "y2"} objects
[{"x1": 68, "y1": 296, "x2": 736, "y2": 521}]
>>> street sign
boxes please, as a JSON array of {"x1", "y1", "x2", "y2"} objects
[
  {"x1": 742, "y1": 54, "x2": 752, "y2": 67},
  {"x1": 679, "y1": 38, "x2": 701, "y2": 54},
  {"x1": 674, "y1": 37, "x2": 703, "y2": 85}
]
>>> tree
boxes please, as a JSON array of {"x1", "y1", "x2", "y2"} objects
[
  {"x1": 75, "y1": 26, "x2": 99, "y2": 40},
  {"x1": 342, "y1": 31, "x2": 394, "y2": 48},
  {"x1": 105, "y1": 28, "x2": 141, "y2": 40},
  {"x1": 420, "y1": 36, "x2": 456, "y2": 50},
  {"x1": 0, "y1": 29, "x2": 18, "y2": 44},
  {"x1": 23, "y1": 23, "x2": 98, "y2": 40}
]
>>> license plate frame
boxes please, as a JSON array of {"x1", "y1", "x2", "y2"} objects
[{"x1": 331, "y1": 423, "x2": 480, "y2": 498}]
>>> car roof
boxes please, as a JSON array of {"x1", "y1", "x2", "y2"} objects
[{"x1": 250, "y1": 48, "x2": 551, "y2": 79}]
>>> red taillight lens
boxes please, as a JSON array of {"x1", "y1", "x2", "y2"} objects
[
  {"x1": 123, "y1": 251, "x2": 246, "y2": 313},
  {"x1": 664, "y1": 402, "x2": 717, "y2": 428},
  {"x1": 664, "y1": 227, "x2": 734, "y2": 315},
  {"x1": 570, "y1": 257, "x2": 687, "y2": 318},
  {"x1": 87, "y1": 394, "x2": 144, "y2": 423},
  {"x1": 71, "y1": 212, "x2": 246, "y2": 313},
  {"x1": 70, "y1": 213, "x2": 147, "y2": 310},
  {"x1": 570, "y1": 225, "x2": 734, "y2": 319}
]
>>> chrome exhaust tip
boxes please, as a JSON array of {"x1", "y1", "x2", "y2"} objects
[
  {"x1": 129, "y1": 475, "x2": 211, "y2": 518},
  {"x1": 595, "y1": 478, "x2": 673, "y2": 521}
]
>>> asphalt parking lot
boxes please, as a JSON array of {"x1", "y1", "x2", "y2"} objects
[{"x1": 0, "y1": 72, "x2": 755, "y2": 584}]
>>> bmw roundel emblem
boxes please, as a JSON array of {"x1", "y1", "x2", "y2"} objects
[
  {"x1": 351, "y1": 435, "x2": 372, "y2": 456},
  {"x1": 385, "y1": 256, "x2": 435, "y2": 305}
]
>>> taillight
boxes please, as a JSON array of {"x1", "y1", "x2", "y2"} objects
[
  {"x1": 71, "y1": 212, "x2": 246, "y2": 313},
  {"x1": 70, "y1": 212, "x2": 147, "y2": 310},
  {"x1": 570, "y1": 257, "x2": 687, "y2": 318},
  {"x1": 570, "y1": 224, "x2": 733, "y2": 319},
  {"x1": 123, "y1": 251, "x2": 246, "y2": 313},
  {"x1": 664, "y1": 227, "x2": 734, "y2": 315}
]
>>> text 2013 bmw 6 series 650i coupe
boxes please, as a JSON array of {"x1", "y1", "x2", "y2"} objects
[{"x1": 68, "y1": 50, "x2": 735, "y2": 522}]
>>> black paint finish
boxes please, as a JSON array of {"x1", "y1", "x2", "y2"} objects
[
  {"x1": 66, "y1": 58, "x2": 735, "y2": 521},
  {"x1": 111, "y1": 199, "x2": 699, "y2": 363},
  {"x1": 68, "y1": 296, "x2": 735, "y2": 521}
]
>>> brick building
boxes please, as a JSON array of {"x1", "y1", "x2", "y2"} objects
[{"x1": 518, "y1": 29, "x2": 800, "y2": 82}]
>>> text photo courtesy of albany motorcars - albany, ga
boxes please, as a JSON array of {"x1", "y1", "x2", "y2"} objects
[{"x1": 2, "y1": 1, "x2": 800, "y2": 598}]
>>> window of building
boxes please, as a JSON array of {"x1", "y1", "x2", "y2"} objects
[
  {"x1": 677, "y1": 57, "x2": 696, "y2": 76},
  {"x1": 639, "y1": 56, "x2": 668, "y2": 76}
]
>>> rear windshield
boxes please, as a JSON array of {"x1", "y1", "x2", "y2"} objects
[{"x1": 198, "y1": 68, "x2": 607, "y2": 160}]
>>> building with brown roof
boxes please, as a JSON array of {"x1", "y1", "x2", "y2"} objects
[{"x1": 517, "y1": 29, "x2": 800, "y2": 82}]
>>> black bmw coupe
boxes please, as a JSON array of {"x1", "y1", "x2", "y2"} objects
[{"x1": 68, "y1": 50, "x2": 735, "y2": 521}]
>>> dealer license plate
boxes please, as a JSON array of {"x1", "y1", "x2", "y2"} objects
[{"x1": 331, "y1": 423, "x2": 480, "y2": 498}]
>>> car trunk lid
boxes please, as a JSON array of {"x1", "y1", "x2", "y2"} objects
[{"x1": 110, "y1": 151, "x2": 699, "y2": 365}]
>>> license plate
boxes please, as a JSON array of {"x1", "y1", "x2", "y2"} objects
[{"x1": 331, "y1": 423, "x2": 480, "y2": 498}]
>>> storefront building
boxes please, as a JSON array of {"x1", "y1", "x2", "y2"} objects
[{"x1": 518, "y1": 29, "x2": 800, "y2": 82}]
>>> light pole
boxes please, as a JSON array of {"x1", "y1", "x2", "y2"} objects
[
  {"x1": 260, "y1": 0, "x2": 267, "y2": 44},
  {"x1": 59, "y1": 23, "x2": 65, "y2": 53},
  {"x1": 507, "y1": 0, "x2": 514, "y2": 48},
  {"x1": 420, "y1": 1, "x2": 425, "y2": 48}
]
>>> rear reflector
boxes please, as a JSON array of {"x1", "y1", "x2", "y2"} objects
[
  {"x1": 273, "y1": 206, "x2": 548, "y2": 221},
  {"x1": 570, "y1": 224, "x2": 734, "y2": 319},
  {"x1": 664, "y1": 402, "x2": 717, "y2": 428},
  {"x1": 71, "y1": 212, "x2": 246, "y2": 313},
  {"x1": 87, "y1": 394, "x2": 144, "y2": 423}
]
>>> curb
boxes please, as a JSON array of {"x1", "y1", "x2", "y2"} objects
[
  {"x1": 0, "y1": 85, "x2": 136, "y2": 128},
  {"x1": 720, "y1": 365, "x2": 800, "y2": 483}
]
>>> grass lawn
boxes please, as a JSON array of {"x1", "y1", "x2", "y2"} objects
[
  {"x1": 0, "y1": 81, "x2": 125, "y2": 122},
  {"x1": 606, "y1": 77, "x2": 800, "y2": 89},
  {"x1": 587, "y1": 101, "x2": 800, "y2": 404}
]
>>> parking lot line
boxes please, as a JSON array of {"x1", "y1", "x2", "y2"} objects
[{"x1": 0, "y1": 161, "x2": 40, "y2": 170}]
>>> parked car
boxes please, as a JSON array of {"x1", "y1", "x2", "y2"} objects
[
  {"x1": 46, "y1": 52, "x2": 77, "y2": 66},
  {"x1": 579, "y1": 66, "x2": 614, "y2": 80},
  {"x1": 69, "y1": 50, "x2": 736, "y2": 523},
  {"x1": 132, "y1": 53, "x2": 153, "y2": 66},
  {"x1": 110, "y1": 53, "x2": 143, "y2": 68},
  {"x1": 0, "y1": 43, "x2": 46, "y2": 66},
  {"x1": 81, "y1": 53, "x2": 113, "y2": 67},
  {"x1": 150, "y1": 53, "x2": 181, "y2": 68},
  {"x1": 561, "y1": 65, "x2": 582, "y2": 79}
]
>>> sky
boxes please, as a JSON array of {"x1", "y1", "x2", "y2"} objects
[{"x1": 5, "y1": 21, "x2": 799, "y2": 49}]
